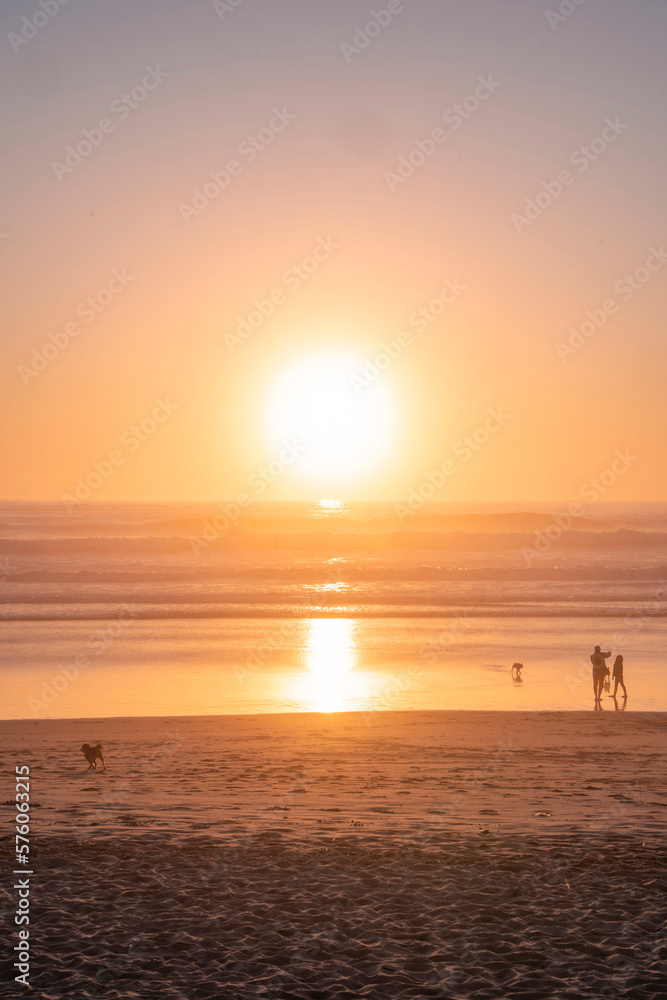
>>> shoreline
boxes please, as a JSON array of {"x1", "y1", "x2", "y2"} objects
[
  {"x1": 2, "y1": 706, "x2": 665, "y2": 723},
  {"x1": 0, "y1": 708, "x2": 667, "y2": 724}
]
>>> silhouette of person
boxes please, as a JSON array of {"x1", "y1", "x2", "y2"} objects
[
  {"x1": 612, "y1": 654, "x2": 627, "y2": 699},
  {"x1": 590, "y1": 645, "x2": 611, "y2": 703}
]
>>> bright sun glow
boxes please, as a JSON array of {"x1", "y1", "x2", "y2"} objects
[{"x1": 264, "y1": 352, "x2": 396, "y2": 483}]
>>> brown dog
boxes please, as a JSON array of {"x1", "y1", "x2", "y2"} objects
[{"x1": 80, "y1": 743, "x2": 106, "y2": 770}]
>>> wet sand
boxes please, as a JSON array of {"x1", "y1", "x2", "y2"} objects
[{"x1": 2, "y1": 711, "x2": 666, "y2": 998}]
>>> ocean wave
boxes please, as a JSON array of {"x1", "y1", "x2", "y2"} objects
[
  {"x1": 2, "y1": 526, "x2": 667, "y2": 554},
  {"x1": 2, "y1": 565, "x2": 667, "y2": 584},
  {"x1": 1, "y1": 602, "x2": 666, "y2": 622}
]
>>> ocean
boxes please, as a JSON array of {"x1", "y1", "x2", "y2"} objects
[{"x1": 1, "y1": 501, "x2": 665, "y2": 718}]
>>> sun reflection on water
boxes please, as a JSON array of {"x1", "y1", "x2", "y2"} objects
[
  {"x1": 317, "y1": 499, "x2": 345, "y2": 512},
  {"x1": 311, "y1": 499, "x2": 349, "y2": 517},
  {"x1": 293, "y1": 618, "x2": 366, "y2": 713}
]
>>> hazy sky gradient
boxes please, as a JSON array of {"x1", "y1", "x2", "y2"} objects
[{"x1": 1, "y1": 0, "x2": 665, "y2": 501}]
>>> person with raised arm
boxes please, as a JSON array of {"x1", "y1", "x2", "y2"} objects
[{"x1": 590, "y1": 645, "x2": 611, "y2": 704}]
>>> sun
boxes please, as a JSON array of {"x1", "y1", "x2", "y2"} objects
[{"x1": 263, "y1": 351, "x2": 397, "y2": 483}]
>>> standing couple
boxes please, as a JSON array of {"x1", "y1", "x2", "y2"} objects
[{"x1": 591, "y1": 646, "x2": 628, "y2": 704}]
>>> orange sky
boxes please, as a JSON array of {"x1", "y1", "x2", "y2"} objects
[{"x1": 1, "y1": 0, "x2": 665, "y2": 502}]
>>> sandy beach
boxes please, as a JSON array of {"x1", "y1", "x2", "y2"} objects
[
  {"x1": 3, "y1": 0, "x2": 666, "y2": 995},
  {"x1": 2, "y1": 710, "x2": 666, "y2": 998}
]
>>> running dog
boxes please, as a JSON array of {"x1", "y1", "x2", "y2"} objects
[
  {"x1": 511, "y1": 662, "x2": 524, "y2": 680},
  {"x1": 80, "y1": 743, "x2": 106, "y2": 770}
]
